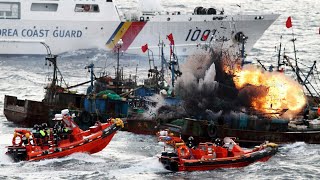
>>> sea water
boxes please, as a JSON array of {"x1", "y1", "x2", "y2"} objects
[{"x1": 0, "y1": 0, "x2": 320, "y2": 179}]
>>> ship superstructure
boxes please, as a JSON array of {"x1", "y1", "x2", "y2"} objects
[{"x1": 0, "y1": 0, "x2": 279, "y2": 55}]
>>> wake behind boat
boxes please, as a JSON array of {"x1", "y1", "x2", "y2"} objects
[{"x1": 0, "y1": 0, "x2": 279, "y2": 56}]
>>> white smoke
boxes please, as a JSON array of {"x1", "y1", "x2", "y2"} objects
[
  {"x1": 175, "y1": 51, "x2": 220, "y2": 116},
  {"x1": 200, "y1": 62, "x2": 218, "y2": 91},
  {"x1": 142, "y1": 94, "x2": 165, "y2": 119}
]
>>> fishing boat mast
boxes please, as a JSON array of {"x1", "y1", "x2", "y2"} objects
[
  {"x1": 41, "y1": 42, "x2": 68, "y2": 104},
  {"x1": 282, "y1": 30, "x2": 320, "y2": 102},
  {"x1": 168, "y1": 44, "x2": 182, "y2": 88}
]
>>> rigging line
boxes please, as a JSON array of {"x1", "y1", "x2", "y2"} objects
[
  {"x1": 284, "y1": 55, "x2": 310, "y2": 68},
  {"x1": 102, "y1": 57, "x2": 109, "y2": 76},
  {"x1": 309, "y1": 75, "x2": 318, "y2": 88},
  {"x1": 315, "y1": 65, "x2": 320, "y2": 80},
  {"x1": 314, "y1": 65, "x2": 320, "y2": 77},
  {"x1": 297, "y1": 61, "x2": 313, "y2": 68},
  {"x1": 313, "y1": 80, "x2": 320, "y2": 93},
  {"x1": 313, "y1": 69, "x2": 320, "y2": 91},
  {"x1": 102, "y1": 58, "x2": 118, "y2": 69},
  {"x1": 313, "y1": 66, "x2": 320, "y2": 83},
  {"x1": 305, "y1": 69, "x2": 320, "y2": 96},
  {"x1": 56, "y1": 67, "x2": 69, "y2": 88},
  {"x1": 308, "y1": 84, "x2": 320, "y2": 97}
]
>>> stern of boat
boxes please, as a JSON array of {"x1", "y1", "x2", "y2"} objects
[
  {"x1": 159, "y1": 152, "x2": 180, "y2": 171},
  {"x1": 6, "y1": 146, "x2": 28, "y2": 162}
]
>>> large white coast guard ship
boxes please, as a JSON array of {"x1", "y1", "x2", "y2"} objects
[{"x1": 0, "y1": 0, "x2": 279, "y2": 55}]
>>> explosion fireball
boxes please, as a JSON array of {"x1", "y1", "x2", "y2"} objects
[{"x1": 233, "y1": 65, "x2": 306, "y2": 114}]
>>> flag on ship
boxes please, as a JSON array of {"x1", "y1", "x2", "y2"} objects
[
  {"x1": 167, "y1": 33, "x2": 175, "y2": 45},
  {"x1": 286, "y1": 16, "x2": 292, "y2": 28},
  {"x1": 167, "y1": 33, "x2": 175, "y2": 56},
  {"x1": 141, "y1": 44, "x2": 148, "y2": 53}
]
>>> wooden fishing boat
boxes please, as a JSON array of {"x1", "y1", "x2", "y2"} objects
[
  {"x1": 3, "y1": 52, "x2": 85, "y2": 127},
  {"x1": 4, "y1": 48, "x2": 130, "y2": 128}
]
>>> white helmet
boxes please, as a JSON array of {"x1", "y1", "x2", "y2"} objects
[
  {"x1": 61, "y1": 109, "x2": 69, "y2": 116},
  {"x1": 52, "y1": 114, "x2": 63, "y2": 120}
]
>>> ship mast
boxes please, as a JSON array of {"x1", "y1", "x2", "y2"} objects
[
  {"x1": 277, "y1": 36, "x2": 283, "y2": 71},
  {"x1": 41, "y1": 42, "x2": 58, "y2": 88},
  {"x1": 41, "y1": 42, "x2": 68, "y2": 103},
  {"x1": 159, "y1": 40, "x2": 166, "y2": 87},
  {"x1": 168, "y1": 44, "x2": 182, "y2": 89}
]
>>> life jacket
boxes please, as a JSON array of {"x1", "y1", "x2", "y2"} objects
[{"x1": 39, "y1": 130, "x2": 46, "y2": 137}]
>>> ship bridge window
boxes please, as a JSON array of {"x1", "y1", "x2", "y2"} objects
[
  {"x1": 0, "y1": 2, "x2": 20, "y2": 19},
  {"x1": 31, "y1": 3, "x2": 58, "y2": 12},
  {"x1": 74, "y1": 4, "x2": 100, "y2": 13}
]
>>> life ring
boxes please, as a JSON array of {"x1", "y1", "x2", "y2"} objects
[
  {"x1": 12, "y1": 132, "x2": 23, "y2": 146},
  {"x1": 207, "y1": 123, "x2": 217, "y2": 138},
  {"x1": 177, "y1": 146, "x2": 191, "y2": 159},
  {"x1": 84, "y1": 5, "x2": 90, "y2": 11}
]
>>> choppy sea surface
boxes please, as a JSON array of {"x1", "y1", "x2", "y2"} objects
[{"x1": 1, "y1": 0, "x2": 320, "y2": 179}]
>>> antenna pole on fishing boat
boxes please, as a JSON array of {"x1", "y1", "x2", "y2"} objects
[
  {"x1": 147, "y1": 48, "x2": 155, "y2": 70},
  {"x1": 240, "y1": 36, "x2": 246, "y2": 66},
  {"x1": 291, "y1": 28, "x2": 299, "y2": 74},
  {"x1": 160, "y1": 41, "x2": 166, "y2": 87},
  {"x1": 90, "y1": 64, "x2": 94, "y2": 93},
  {"x1": 135, "y1": 64, "x2": 138, "y2": 85},
  {"x1": 277, "y1": 36, "x2": 282, "y2": 71},
  {"x1": 41, "y1": 42, "x2": 58, "y2": 87},
  {"x1": 115, "y1": 39, "x2": 123, "y2": 94},
  {"x1": 241, "y1": 39, "x2": 245, "y2": 66},
  {"x1": 170, "y1": 45, "x2": 176, "y2": 88},
  {"x1": 84, "y1": 63, "x2": 95, "y2": 94}
]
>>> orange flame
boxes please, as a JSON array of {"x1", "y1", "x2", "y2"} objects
[{"x1": 233, "y1": 65, "x2": 306, "y2": 114}]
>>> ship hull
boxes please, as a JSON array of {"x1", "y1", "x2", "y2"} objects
[
  {"x1": 0, "y1": 15, "x2": 279, "y2": 56},
  {"x1": 218, "y1": 127, "x2": 320, "y2": 145},
  {"x1": 4, "y1": 94, "x2": 83, "y2": 127},
  {"x1": 123, "y1": 118, "x2": 159, "y2": 135},
  {"x1": 123, "y1": 118, "x2": 320, "y2": 145},
  {"x1": 4, "y1": 95, "x2": 49, "y2": 126}
]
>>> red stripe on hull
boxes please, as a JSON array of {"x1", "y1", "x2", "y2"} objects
[{"x1": 117, "y1": 22, "x2": 147, "y2": 51}]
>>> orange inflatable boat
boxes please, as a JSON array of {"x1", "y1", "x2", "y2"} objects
[
  {"x1": 158, "y1": 133, "x2": 278, "y2": 172},
  {"x1": 6, "y1": 112, "x2": 124, "y2": 162}
]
